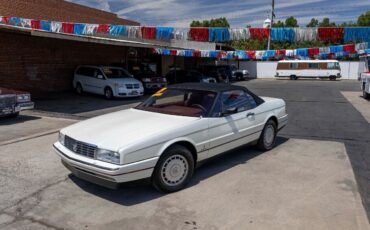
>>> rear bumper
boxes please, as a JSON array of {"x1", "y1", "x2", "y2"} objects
[
  {"x1": 53, "y1": 142, "x2": 157, "y2": 189},
  {"x1": 143, "y1": 83, "x2": 167, "y2": 91},
  {"x1": 278, "y1": 114, "x2": 288, "y2": 131}
]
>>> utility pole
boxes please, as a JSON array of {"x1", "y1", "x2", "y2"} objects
[{"x1": 267, "y1": 0, "x2": 275, "y2": 50}]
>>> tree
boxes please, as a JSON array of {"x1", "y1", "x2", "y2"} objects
[
  {"x1": 319, "y1": 17, "x2": 336, "y2": 27},
  {"x1": 357, "y1": 11, "x2": 370, "y2": 26},
  {"x1": 190, "y1": 17, "x2": 230, "y2": 27},
  {"x1": 272, "y1": 20, "x2": 285, "y2": 27},
  {"x1": 285, "y1": 16, "x2": 299, "y2": 27},
  {"x1": 306, "y1": 18, "x2": 319, "y2": 27}
]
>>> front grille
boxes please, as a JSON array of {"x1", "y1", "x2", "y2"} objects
[
  {"x1": 125, "y1": 84, "x2": 140, "y2": 89},
  {"x1": 0, "y1": 95, "x2": 16, "y2": 108},
  {"x1": 64, "y1": 135, "x2": 97, "y2": 159}
]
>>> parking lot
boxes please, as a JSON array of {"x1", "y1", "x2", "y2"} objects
[{"x1": 1, "y1": 79, "x2": 370, "y2": 229}]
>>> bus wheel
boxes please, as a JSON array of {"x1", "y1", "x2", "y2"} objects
[{"x1": 290, "y1": 75, "x2": 298, "y2": 80}]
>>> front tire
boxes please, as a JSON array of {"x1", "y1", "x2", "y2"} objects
[
  {"x1": 75, "y1": 83, "x2": 83, "y2": 95},
  {"x1": 364, "y1": 90, "x2": 370, "y2": 99},
  {"x1": 329, "y1": 75, "x2": 336, "y2": 81},
  {"x1": 152, "y1": 145, "x2": 194, "y2": 193},
  {"x1": 257, "y1": 119, "x2": 277, "y2": 151},
  {"x1": 104, "y1": 87, "x2": 114, "y2": 100}
]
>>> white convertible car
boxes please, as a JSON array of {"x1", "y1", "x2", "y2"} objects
[{"x1": 54, "y1": 83, "x2": 288, "y2": 192}]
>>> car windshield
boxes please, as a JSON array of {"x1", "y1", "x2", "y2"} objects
[
  {"x1": 102, "y1": 68, "x2": 132, "y2": 79},
  {"x1": 135, "y1": 88, "x2": 217, "y2": 117}
]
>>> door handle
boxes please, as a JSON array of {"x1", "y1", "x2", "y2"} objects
[{"x1": 247, "y1": 112, "x2": 255, "y2": 117}]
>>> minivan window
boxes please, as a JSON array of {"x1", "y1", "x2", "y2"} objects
[
  {"x1": 289, "y1": 63, "x2": 298, "y2": 69},
  {"x1": 102, "y1": 68, "x2": 132, "y2": 79}
]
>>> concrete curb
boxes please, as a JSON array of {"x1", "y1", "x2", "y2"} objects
[{"x1": 0, "y1": 129, "x2": 60, "y2": 146}]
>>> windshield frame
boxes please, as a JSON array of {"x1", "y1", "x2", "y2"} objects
[
  {"x1": 102, "y1": 67, "x2": 133, "y2": 79},
  {"x1": 135, "y1": 88, "x2": 218, "y2": 118}
]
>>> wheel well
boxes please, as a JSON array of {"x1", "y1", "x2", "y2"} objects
[
  {"x1": 104, "y1": 86, "x2": 112, "y2": 91},
  {"x1": 167, "y1": 141, "x2": 197, "y2": 164},
  {"x1": 268, "y1": 116, "x2": 278, "y2": 127}
]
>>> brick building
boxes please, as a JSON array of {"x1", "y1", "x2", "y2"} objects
[{"x1": 0, "y1": 0, "x2": 145, "y2": 95}]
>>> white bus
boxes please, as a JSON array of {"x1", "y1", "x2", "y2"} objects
[{"x1": 275, "y1": 60, "x2": 341, "y2": 80}]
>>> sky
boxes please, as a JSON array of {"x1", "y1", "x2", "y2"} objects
[{"x1": 68, "y1": 0, "x2": 370, "y2": 27}]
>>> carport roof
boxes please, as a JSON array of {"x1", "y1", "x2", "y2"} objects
[{"x1": 0, "y1": 24, "x2": 181, "y2": 49}]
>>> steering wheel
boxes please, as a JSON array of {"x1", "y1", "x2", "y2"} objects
[{"x1": 191, "y1": 104, "x2": 207, "y2": 112}]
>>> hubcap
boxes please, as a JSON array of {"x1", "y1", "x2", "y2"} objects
[
  {"x1": 264, "y1": 125, "x2": 275, "y2": 146},
  {"x1": 106, "y1": 90, "x2": 111, "y2": 98},
  {"x1": 161, "y1": 155, "x2": 188, "y2": 186}
]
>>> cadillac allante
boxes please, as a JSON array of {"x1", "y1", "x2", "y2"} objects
[{"x1": 53, "y1": 83, "x2": 288, "y2": 192}]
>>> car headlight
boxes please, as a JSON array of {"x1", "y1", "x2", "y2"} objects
[
  {"x1": 59, "y1": 132, "x2": 65, "y2": 146},
  {"x1": 142, "y1": 78, "x2": 151, "y2": 83},
  {"x1": 96, "y1": 149, "x2": 120, "y2": 164},
  {"x1": 17, "y1": 94, "x2": 30, "y2": 102}
]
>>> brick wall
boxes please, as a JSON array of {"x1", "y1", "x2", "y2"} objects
[
  {"x1": 0, "y1": 29, "x2": 132, "y2": 96},
  {"x1": 0, "y1": 0, "x2": 139, "y2": 25}
]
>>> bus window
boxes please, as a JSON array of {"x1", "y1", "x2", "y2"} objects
[
  {"x1": 328, "y1": 62, "x2": 340, "y2": 69},
  {"x1": 289, "y1": 63, "x2": 298, "y2": 69},
  {"x1": 308, "y1": 63, "x2": 319, "y2": 69}
]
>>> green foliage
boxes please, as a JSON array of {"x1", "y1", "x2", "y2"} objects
[
  {"x1": 190, "y1": 17, "x2": 230, "y2": 28},
  {"x1": 357, "y1": 11, "x2": 370, "y2": 26},
  {"x1": 272, "y1": 20, "x2": 285, "y2": 28},
  {"x1": 285, "y1": 16, "x2": 299, "y2": 27},
  {"x1": 306, "y1": 18, "x2": 319, "y2": 27},
  {"x1": 318, "y1": 17, "x2": 336, "y2": 27}
]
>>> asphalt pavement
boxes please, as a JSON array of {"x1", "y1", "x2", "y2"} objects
[{"x1": 239, "y1": 79, "x2": 370, "y2": 220}]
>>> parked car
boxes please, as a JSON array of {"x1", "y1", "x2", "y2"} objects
[
  {"x1": 165, "y1": 70, "x2": 217, "y2": 84},
  {"x1": 200, "y1": 65, "x2": 250, "y2": 81},
  {"x1": 0, "y1": 87, "x2": 34, "y2": 118},
  {"x1": 123, "y1": 63, "x2": 167, "y2": 92},
  {"x1": 54, "y1": 83, "x2": 288, "y2": 192},
  {"x1": 73, "y1": 66, "x2": 144, "y2": 99},
  {"x1": 276, "y1": 60, "x2": 341, "y2": 80},
  {"x1": 359, "y1": 54, "x2": 370, "y2": 99}
]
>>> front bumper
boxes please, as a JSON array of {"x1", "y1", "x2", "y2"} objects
[
  {"x1": 53, "y1": 142, "x2": 158, "y2": 189},
  {"x1": 17, "y1": 101, "x2": 34, "y2": 110},
  {"x1": 115, "y1": 87, "x2": 144, "y2": 97},
  {"x1": 143, "y1": 83, "x2": 167, "y2": 91}
]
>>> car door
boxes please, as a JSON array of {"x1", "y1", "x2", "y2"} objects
[
  {"x1": 207, "y1": 90, "x2": 260, "y2": 158},
  {"x1": 89, "y1": 68, "x2": 106, "y2": 94}
]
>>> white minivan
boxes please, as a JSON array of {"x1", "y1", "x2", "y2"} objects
[{"x1": 73, "y1": 66, "x2": 144, "y2": 99}]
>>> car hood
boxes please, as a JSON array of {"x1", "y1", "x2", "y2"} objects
[
  {"x1": 61, "y1": 109, "x2": 200, "y2": 151},
  {"x1": 108, "y1": 78, "x2": 142, "y2": 85}
]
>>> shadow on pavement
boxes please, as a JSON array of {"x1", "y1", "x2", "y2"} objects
[
  {"x1": 33, "y1": 91, "x2": 149, "y2": 115},
  {"x1": 0, "y1": 114, "x2": 41, "y2": 125},
  {"x1": 69, "y1": 136, "x2": 289, "y2": 206}
]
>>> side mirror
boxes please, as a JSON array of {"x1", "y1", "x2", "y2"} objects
[
  {"x1": 222, "y1": 107, "x2": 238, "y2": 115},
  {"x1": 97, "y1": 75, "x2": 104, "y2": 79}
]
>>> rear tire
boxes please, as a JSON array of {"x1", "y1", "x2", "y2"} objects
[
  {"x1": 257, "y1": 119, "x2": 277, "y2": 151},
  {"x1": 104, "y1": 87, "x2": 114, "y2": 100},
  {"x1": 152, "y1": 145, "x2": 194, "y2": 193},
  {"x1": 329, "y1": 76, "x2": 336, "y2": 81},
  {"x1": 364, "y1": 89, "x2": 370, "y2": 99}
]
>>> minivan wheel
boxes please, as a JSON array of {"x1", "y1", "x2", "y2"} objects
[
  {"x1": 257, "y1": 119, "x2": 277, "y2": 151},
  {"x1": 75, "y1": 83, "x2": 83, "y2": 95},
  {"x1": 329, "y1": 76, "x2": 336, "y2": 81},
  {"x1": 104, "y1": 87, "x2": 113, "y2": 100},
  {"x1": 290, "y1": 75, "x2": 298, "y2": 80},
  {"x1": 152, "y1": 145, "x2": 194, "y2": 193},
  {"x1": 363, "y1": 87, "x2": 370, "y2": 100}
]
